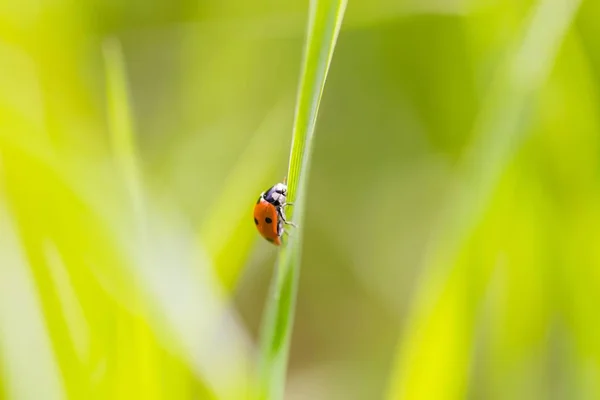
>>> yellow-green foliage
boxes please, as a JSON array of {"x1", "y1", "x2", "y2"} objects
[{"x1": 1, "y1": 0, "x2": 599, "y2": 399}]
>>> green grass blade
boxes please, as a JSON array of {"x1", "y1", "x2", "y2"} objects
[{"x1": 256, "y1": 0, "x2": 347, "y2": 399}]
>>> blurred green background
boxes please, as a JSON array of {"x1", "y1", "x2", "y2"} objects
[{"x1": 1, "y1": 0, "x2": 600, "y2": 399}]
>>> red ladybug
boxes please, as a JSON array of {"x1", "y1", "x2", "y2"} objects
[{"x1": 253, "y1": 182, "x2": 295, "y2": 245}]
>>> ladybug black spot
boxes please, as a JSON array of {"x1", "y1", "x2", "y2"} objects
[
  {"x1": 265, "y1": 217, "x2": 272, "y2": 224},
  {"x1": 254, "y1": 218, "x2": 258, "y2": 225}
]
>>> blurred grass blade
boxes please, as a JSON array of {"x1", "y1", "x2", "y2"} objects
[
  {"x1": 103, "y1": 38, "x2": 253, "y2": 399},
  {"x1": 0, "y1": 200, "x2": 66, "y2": 400},
  {"x1": 129, "y1": 214, "x2": 254, "y2": 400},
  {"x1": 385, "y1": 0, "x2": 582, "y2": 399},
  {"x1": 256, "y1": 0, "x2": 347, "y2": 399},
  {"x1": 102, "y1": 37, "x2": 145, "y2": 224},
  {"x1": 199, "y1": 100, "x2": 293, "y2": 290}
]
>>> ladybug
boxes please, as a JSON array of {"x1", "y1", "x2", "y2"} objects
[{"x1": 253, "y1": 182, "x2": 296, "y2": 245}]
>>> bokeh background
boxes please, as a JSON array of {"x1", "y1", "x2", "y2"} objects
[{"x1": 1, "y1": 0, "x2": 600, "y2": 399}]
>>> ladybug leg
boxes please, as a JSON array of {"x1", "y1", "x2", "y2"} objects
[
  {"x1": 276, "y1": 219, "x2": 285, "y2": 238},
  {"x1": 282, "y1": 202, "x2": 295, "y2": 217},
  {"x1": 277, "y1": 207, "x2": 297, "y2": 228},
  {"x1": 283, "y1": 224, "x2": 295, "y2": 237}
]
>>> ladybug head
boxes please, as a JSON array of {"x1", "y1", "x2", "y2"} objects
[{"x1": 263, "y1": 182, "x2": 287, "y2": 206}]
